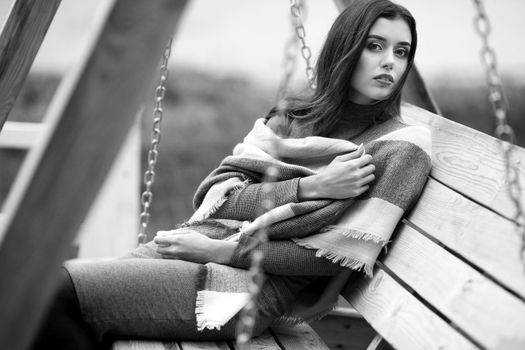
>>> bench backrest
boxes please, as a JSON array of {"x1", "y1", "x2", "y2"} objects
[{"x1": 342, "y1": 103, "x2": 525, "y2": 350}]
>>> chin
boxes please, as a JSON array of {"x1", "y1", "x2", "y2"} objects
[{"x1": 369, "y1": 88, "x2": 394, "y2": 102}]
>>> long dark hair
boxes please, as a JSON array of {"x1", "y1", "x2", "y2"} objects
[{"x1": 275, "y1": 0, "x2": 417, "y2": 136}]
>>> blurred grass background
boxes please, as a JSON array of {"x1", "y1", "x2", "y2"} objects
[{"x1": 1, "y1": 70, "x2": 524, "y2": 237}]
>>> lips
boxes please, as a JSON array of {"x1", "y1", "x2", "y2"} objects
[{"x1": 373, "y1": 74, "x2": 394, "y2": 85}]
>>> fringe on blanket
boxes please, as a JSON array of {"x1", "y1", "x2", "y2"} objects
[
  {"x1": 320, "y1": 225, "x2": 390, "y2": 246},
  {"x1": 188, "y1": 179, "x2": 249, "y2": 224},
  {"x1": 292, "y1": 240, "x2": 374, "y2": 277},
  {"x1": 195, "y1": 263, "x2": 251, "y2": 331},
  {"x1": 272, "y1": 301, "x2": 339, "y2": 327}
]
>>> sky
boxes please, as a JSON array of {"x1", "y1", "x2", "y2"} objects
[{"x1": 1, "y1": 0, "x2": 523, "y2": 87}]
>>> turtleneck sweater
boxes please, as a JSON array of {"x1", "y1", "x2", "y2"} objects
[
  {"x1": 209, "y1": 103, "x2": 409, "y2": 277},
  {"x1": 196, "y1": 105, "x2": 426, "y2": 327}
]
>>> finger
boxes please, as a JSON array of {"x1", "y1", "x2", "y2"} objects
[
  {"x1": 358, "y1": 173, "x2": 375, "y2": 186},
  {"x1": 359, "y1": 164, "x2": 376, "y2": 177},
  {"x1": 354, "y1": 185, "x2": 370, "y2": 196},
  {"x1": 153, "y1": 236, "x2": 178, "y2": 246},
  {"x1": 156, "y1": 245, "x2": 170, "y2": 254},
  {"x1": 335, "y1": 144, "x2": 365, "y2": 161},
  {"x1": 348, "y1": 154, "x2": 372, "y2": 168},
  {"x1": 153, "y1": 236, "x2": 167, "y2": 245}
]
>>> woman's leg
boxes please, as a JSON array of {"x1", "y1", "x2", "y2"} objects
[
  {"x1": 31, "y1": 241, "x2": 308, "y2": 348},
  {"x1": 30, "y1": 267, "x2": 100, "y2": 350},
  {"x1": 62, "y1": 258, "x2": 279, "y2": 344}
]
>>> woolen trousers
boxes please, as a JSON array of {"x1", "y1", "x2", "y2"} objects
[{"x1": 63, "y1": 241, "x2": 299, "y2": 342}]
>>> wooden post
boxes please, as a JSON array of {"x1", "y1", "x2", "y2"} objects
[
  {"x1": 76, "y1": 121, "x2": 140, "y2": 258},
  {"x1": 332, "y1": 0, "x2": 441, "y2": 115},
  {"x1": 0, "y1": 0, "x2": 61, "y2": 132},
  {"x1": 0, "y1": 0, "x2": 188, "y2": 349}
]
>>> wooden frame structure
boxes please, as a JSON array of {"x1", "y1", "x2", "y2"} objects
[{"x1": 0, "y1": 1, "x2": 187, "y2": 349}]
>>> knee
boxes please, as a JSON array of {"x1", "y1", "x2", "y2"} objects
[{"x1": 51, "y1": 267, "x2": 80, "y2": 314}]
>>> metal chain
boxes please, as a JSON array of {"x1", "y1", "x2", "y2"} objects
[
  {"x1": 137, "y1": 38, "x2": 173, "y2": 246},
  {"x1": 275, "y1": 17, "x2": 300, "y2": 104},
  {"x1": 290, "y1": 0, "x2": 317, "y2": 90},
  {"x1": 235, "y1": 2, "x2": 308, "y2": 346},
  {"x1": 472, "y1": 0, "x2": 525, "y2": 266}
]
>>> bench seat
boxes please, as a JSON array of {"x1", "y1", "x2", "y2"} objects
[
  {"x1": 340, "y1": 104, "x2": 525, "y2": 350},
  {"x1": 114, "y1": 104, "x2": 525, "y2": 350},
  {"x1": 113, "y1": 323, "x2": 329, "y2": 350}
]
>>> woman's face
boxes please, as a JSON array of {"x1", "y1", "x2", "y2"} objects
[{"x1": 349, "y1": 17, "x2": 412, "y2": 105}]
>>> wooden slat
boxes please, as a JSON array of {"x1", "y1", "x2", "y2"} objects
[
  {"x1": 406, "y1": 177, "x2": 525, "y2": 299},
  {"x1": 401, "y1": 103, "x2": 525, "y2": 220},
  {"x1": 0, "y1": 121, "x2": 47, "y2": 149},
  {"x1": 0, "y1": 0, "x2": 61, "y2": 131},
  {"x1": 366, "y1": 334, "x2": 394, "y2": 350},
  {"x1": 383, "y1": 224, "x2": 525, "y2": 350},
  {"x1": 343, "y1": 268, "x2": 478, "y2": 350},
  {"x1": 332, "y1": 0, "x2": 441, "y2": 115},
  {"x1": 76, "y1": 123, "x2": 140, "y2": 258},
  {"x1": 179, "y1": 341, "x2": 229, "y2": 350},
  {"x1": 113, "y1": 340, "x2": 181, "y2": 350},
  {"x1": 115, "y1": 330, "x2": 282, "y2": 350},
  {"x1": 271, "y1": 324, "x2": 330, "y2": 350},
  {"x1": 402, "y1": 66, "x2": 441, "y2": 115},
  {"x1": 0, "y1": 0, "x2": 188, "y2": 349},
  {"x1": 310, "y1": 314, "x2": 377, "y2": 350},
  {"x1": 230, "y1": 330, "x2": 281, "y2": 350}
]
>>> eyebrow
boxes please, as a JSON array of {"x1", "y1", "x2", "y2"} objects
[{"x1": 367, "y1": 34, "x2": 411, "y2": 47}]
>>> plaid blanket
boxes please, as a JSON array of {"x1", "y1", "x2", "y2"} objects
[{"x1": 188, "y1": 117, "x2": 432, "y2": 330}]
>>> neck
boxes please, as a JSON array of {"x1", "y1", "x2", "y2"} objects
[{"x1": 341, "y1": 100, "x2": 386, "y2": 124}]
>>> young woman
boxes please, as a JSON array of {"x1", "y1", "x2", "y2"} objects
[{"x1": 31, "y1": 1, "x2": 431, "y2": 349}]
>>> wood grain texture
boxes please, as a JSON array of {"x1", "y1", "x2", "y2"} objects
[
  {"x1": 406, "y1": 177, "x2": 525, "y2": 299},
  {"x1": 401, "y1": 103, "x2": 525, "y2": 220},
  {"x1": 271, "y1": 323, "x2": 330, "y2": 350},
  {"x1": 231, "y1": 330, "x2": 281, "y2": 349},
  {"x1": 0, "y1": 0, "x2": 188, "y2": 349},
  {"x1": 343, "y1": 269, "x2": 479, "y2": 350},
  {"x1": 114, "y1": 332, "x2": 280, "y2": 350},
  {"x1": 113, "y1": 340, "x2": 180, "y2": 350},
  {"x1": 0, "y1": 0, "x2": 61, "y2": 131},
  {"x1": 383, "y1": 224, "x2": 525, "y2": 350},
  {"x1": 179, "y1": 341, "x2": 229, "y2": 350}
]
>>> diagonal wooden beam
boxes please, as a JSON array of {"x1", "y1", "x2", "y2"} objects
[
  {"x1": 0, "y1": 0, "x2": 188, "y2": 349},
  {"x1": 0, "y1": 0, "x2": 61, "y2": 132},
  {"x1": 333, "y1": 0, "x2": 441, "y2": 115}
]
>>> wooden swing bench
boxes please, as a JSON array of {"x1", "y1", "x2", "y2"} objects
[
  {"x1": 113, "y1": 104, "x2": 525, "y2": 350},
  {"x1": 0, "y1": 1, "x2": 524, "y2": 350}
]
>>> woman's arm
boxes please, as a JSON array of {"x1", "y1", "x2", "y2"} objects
[
  {"x1": 210, "y1": 145, "x2": 375, "y2": 221},
  {"x1": 210, "y1": 178, "x2": 301, "y2": 221},
  {"x1": 228, "y1": 234, "x2": 344, "y2": 276},
  {"x1": 154, "y1": 230, "x2": 343, "y2": 276}
]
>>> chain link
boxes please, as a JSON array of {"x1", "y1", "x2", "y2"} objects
[
  {"x1": 290, "y1": 0, "x2": 316, "y2": 90},
  {"x1": 472, "y1": 0, "x2": 525, "y2": 266},
  {"x1": 235, "y1": 2, "x2": 310, "y2": 346},
  {"x1": 137, "y1": 38, "x2": 173, "y2": 246}
]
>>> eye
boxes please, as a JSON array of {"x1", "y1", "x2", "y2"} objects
[
  {"x1": 394, "y1": 47, "x2": 409, "y2": 58},
  {"x1": 366, "y1": 42, "x2": 382, "y2": 51}
]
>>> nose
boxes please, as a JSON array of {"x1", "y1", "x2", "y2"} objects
[{"x1": 381, "y1": 50, "x2": 395, "y2": 70}]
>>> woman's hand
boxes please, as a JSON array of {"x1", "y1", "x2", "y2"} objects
[
  {"x1": 153, "y1": 228, "x2": 237, "y2": 264},
  {"x1": 298, "y1": 145, "x2": 375, "y2": 200}
]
